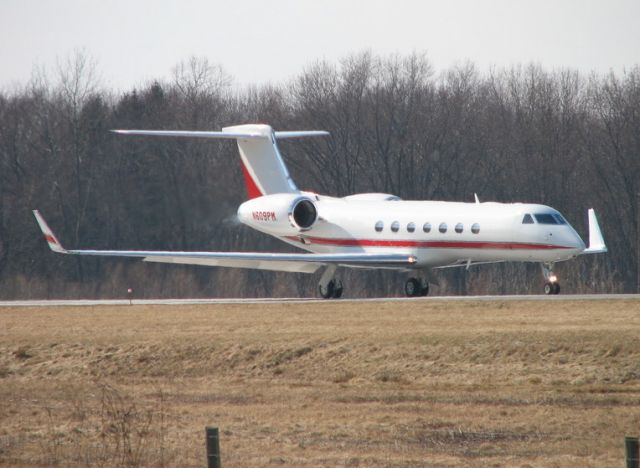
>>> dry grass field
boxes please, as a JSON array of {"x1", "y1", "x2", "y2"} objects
[{"x1": 1, "y1": 298, "x2": 639, "y2": 467}]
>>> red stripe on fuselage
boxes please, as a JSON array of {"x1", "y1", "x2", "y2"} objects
[
  {"x1": 284, "y1": 236, "x2": 572, "y2": 250},
  {"x1": 240, "y1": 160, "x2": 264, "y2": 200}
]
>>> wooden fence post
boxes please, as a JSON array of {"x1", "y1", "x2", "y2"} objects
[
  {"x1": 206, "y1": 426, "x2": 221, "y2": 468},
  {"x1": 626, "y1": 436, "x2": 639, "y2": 468}
]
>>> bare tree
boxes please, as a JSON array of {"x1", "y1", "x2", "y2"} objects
[{"x1": 0, "y1": 53, "x2": 638, "y2": 298}]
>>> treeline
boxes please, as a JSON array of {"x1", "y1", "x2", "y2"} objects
[{"x1": 0, "y1": 52, "x2": 637, "y2": 298}]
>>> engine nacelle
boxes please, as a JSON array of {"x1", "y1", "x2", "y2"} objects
[{"x1": 237, "y1": 193, "x2": 318, "y2": 234}]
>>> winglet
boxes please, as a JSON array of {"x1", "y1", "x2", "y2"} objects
[
  {"x1": 32, "y1": 210, "x2": 68, "y2": 254},
  {"x1": 583, "y1": 208, "x2": 607, "y2": 254}
]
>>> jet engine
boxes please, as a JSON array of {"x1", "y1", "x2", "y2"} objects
[
  {"x1": 237, "y1": 193, "x2": 319, "y2": 234},
  {"x1": 289, "y1": 197, "x2": 317, "y2": 230}
]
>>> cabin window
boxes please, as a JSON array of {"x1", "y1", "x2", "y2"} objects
[
  {"x1": 423, "y1": 222, "x2": 432, "y2": 233},
  {"x1": 522, "y1": 214, "x2": 534, "y2": 224},
  {"x1": 534, "y1": 213, "x2": 559, "y2": 225},
  {"x1": 455, "y1": 223, "x2": 464, "y2": 233},
  {"x1": 471, "y1": 223, "x2": 480, "y2": 234},
  {"x1": 439, "y1": 222, "x2": 447, "y2": 233},
  {"x1": 391, "y1": 221, "x2": 400, "y2": 232},
  {"x1": 407, "y1": 222, "x2": 416, "y2": 233},
  {"x1": 375, "y1": 221, "x2": 384, "y2": 232}
]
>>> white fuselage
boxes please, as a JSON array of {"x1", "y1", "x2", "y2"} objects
[{"x1": 237, "y1": 194, "x2": 586, "y2": 270}]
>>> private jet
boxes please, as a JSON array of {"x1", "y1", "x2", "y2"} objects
[{"x1": 34, "y1": 124, "x2": 607, "y2": 298}]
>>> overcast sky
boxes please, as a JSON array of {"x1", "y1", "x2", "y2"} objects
[{"x1": 1, "y1": 0, "x2": 639, "y2": 91}]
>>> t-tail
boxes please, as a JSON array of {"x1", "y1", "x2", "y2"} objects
[{"x1": 112, "y1": 124, "x2": 328, "y2": 199}]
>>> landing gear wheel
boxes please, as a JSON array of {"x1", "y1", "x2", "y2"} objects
[
  {"x1": 319, "y1": 281, "x2": 334, "y2": 299},
  {"x1": 405, "y1": 278, "x2": 422, "y2": 297},
  {"x1": 420, "y1": 281, "x2": 429, "y2": 297},
  {"x1": 544, "y1": 282, "x2": 561, "y2": 295},
  {"x1": 319, "y1": 279, "x2": 343, "y2": 299},
  {"x1": 541, "y1": 263, "x2": 560, "y2": 295},
  {"x1": 333, "y1": 280, "x2": 343, "y2": 299}
]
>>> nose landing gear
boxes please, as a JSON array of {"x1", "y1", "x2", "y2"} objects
[
  {"x1": 543, "y1": 281, "x2": 560, "y2": 295},
  {"x1": 541, "y1": 263, "x2": 561, "y2": 295}
]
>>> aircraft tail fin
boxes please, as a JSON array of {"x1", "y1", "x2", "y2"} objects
[{"x1": 112, "y1": 124, "x2": 329, "y2": 200}]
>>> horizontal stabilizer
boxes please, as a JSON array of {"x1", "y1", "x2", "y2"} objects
[
  {"x1": 111, "y1": 129, "x2": 329, "y2": 140},
  {"x1": 112, "y1": 124, "x2": 329, "y2": 199},
  {"x1": 111, "y1": 129, "x2": 264, "y2": 140},
  {"x1": 273, "y1": 131, "x2": 329, "y2": 139}
]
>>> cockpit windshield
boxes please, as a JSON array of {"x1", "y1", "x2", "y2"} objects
[
  {"x1": 553, "y1": 214, "x2": 567, "y2": 225},
  {"x1": 534, "y1": 213, "x2": 567, "y2": 225}
]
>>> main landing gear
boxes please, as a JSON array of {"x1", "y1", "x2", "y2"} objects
[
  {"x1": 316, "y1": 267, "x2": 431, "y2": 299},
  {"x1": 404, "y1": 277, "x2": 429, "y2": 297},
  {"x1": 318, "y1": 279, "x2": 343, "y2": 299},
  {"x1": 318, "y1": 265, "x2": 343, "y2": 299},
  {"x1": 541, "y1": 263, "x2": 561, "y2": 295}
]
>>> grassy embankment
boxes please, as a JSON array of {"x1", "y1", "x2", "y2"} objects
[{"x1": 1, "y1": 299, "x2": 639, "y2": 466}]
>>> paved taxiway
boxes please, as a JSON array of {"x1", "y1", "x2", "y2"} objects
[{"x1": 0, "y1": 294, "x2": 638, "y2": 307}]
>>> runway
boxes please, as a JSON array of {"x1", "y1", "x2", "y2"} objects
[{"x1": 1, "y1": 294, "x2": 639, "y2": 307}]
